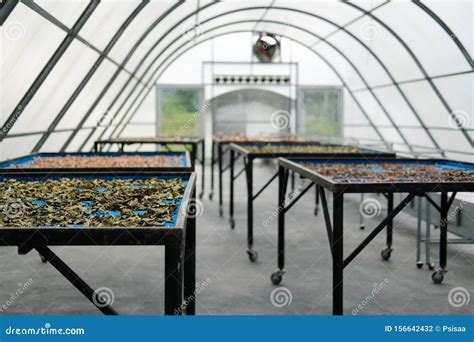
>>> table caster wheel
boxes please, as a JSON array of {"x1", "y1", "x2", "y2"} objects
[
  {"x1": 381, "y1": 248, "x2": 392, "y2": 261},
  {"x1": 247, "y1": 250, "x2": 258, "y2": 262},
  {"x1": 229, "y1": 218, "x2": 235, "y2": 229},
  {"x1": 199, "y1": 192, "x2": 204, "y2": 199},
  {"x1": 314, "y1": 207, "x2": 319, "y2": 216},
  {"x1": 40, "y1": 255, "x2": 47, "y2": 263},
  {"x1": 208, "y1": 192, "x2": 213, "y2": 200},
  {"x1": 359, "y1": 225, "x2": 365, "y2": 230},
  {"x1": 416, "y1": 261, "x2": 423, "y2": 269},
  {"x1": 271, "y1": 270, "x2": 284, "y2": 285},
  {"x1": 427, "y1": 263, "x2": 435, "y2": 270},
  {"x1": 432, "y1": 270, "x2": 444, "y2": 284}
]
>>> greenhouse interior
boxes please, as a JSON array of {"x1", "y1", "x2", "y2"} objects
[{"x1": 0, "y1": 0, "x2": 473, "y2": 324}]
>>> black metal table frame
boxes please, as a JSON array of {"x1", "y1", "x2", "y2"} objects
[
  {"x1": 228, "y1": 144, "x2": 396, "y2": 262},
  {"x1": 210, "y1": 138, "x2": 321, "y2": 217},
  {"x1": 94, "y1": 139, "x2": 205, "y2": 199},
  {"x1": 274, "y1": 157, "x2": 474, "y2": 315},
  {"x1": 0, "y1": 170, "x2": 197, "y2": 316}
]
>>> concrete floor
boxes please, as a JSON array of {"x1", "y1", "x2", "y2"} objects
[{"x1": 0, "y1": 163, "x2": 472, "y2": 315}]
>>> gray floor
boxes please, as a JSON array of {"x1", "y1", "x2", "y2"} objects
[{"x1": 0, "y1": 163, "x2": 472, "y2": 315}]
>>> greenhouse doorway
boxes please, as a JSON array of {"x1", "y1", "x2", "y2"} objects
[{"x1": 211, "y1": 89, "x2": 293, "y2": 137}]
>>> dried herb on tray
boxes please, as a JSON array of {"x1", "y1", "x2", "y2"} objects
[
  {"x1": 9, "y1": 155, "x2": 185, "y2": 169},
  {"x1": 247, "y1": 144, "x2": 361, "y2": 154},
  {"x1": 215, "y1": 133, "x2": 305, "y2": 143},
  {"x1": 112, "y1": 136, "x2": 197, "y2": 142},
  {"x1": 0, "y1": 178, "x2": 186, "y2": 228},
  {"x1": 302, "y1": 162, "x2": 474, "y2": 183}
]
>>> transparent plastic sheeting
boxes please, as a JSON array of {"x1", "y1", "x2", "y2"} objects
[{"x1": 0, "y1": 0, "x2": 472, "y2": 162}]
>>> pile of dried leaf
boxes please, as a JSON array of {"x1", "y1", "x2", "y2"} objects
[
  {"x1": 9, "y1": 155, "x2": 186, "y2": 168},
  {"x1": 214, "y1": 133, "x2": 305, "y2": 143},
  {"x1": 303, "y1": 162, "x2": 474, "y2": 183},
  {"x1": 112, "y1": 136, "x2": 197, "y2": 142},
  {"x1": 247, "y1": 144, "x2": 361, "y2": 154},
  {"x1": 0, "y1": 178, "x2": 186, "y2": 228}
]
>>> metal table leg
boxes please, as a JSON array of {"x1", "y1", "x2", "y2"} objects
[
  {"x1": 271, "y1": 166, "x2": 289, "y2": 285},
  {"x1": 165, "y1": 244, "x2": 184, "y2": 315},
  {"x1": 359, "y1": 193, "x2": 365, "y2": 230},
  {"x1": 218, "y1": 143, "x2": 223, "y2": 217},
  {"x1": 199, "y1": 140, "x2": 205, "y2": 199},
  {"x1": 190, "y1": 143, "x2": 197, "y2": 168},
  {"x1": 425, "y1": 200, "x2": 434, "y2": 269},
  {"x1": 245, "y1": 157, "x2": 257, "y2": 262},
  {"x1": 381, "y1": 193, "x2": 394, "y2": 261},
  {"x1": 184, "y1": 194, "x2": 196, "y2": 315},
  {"x1": 209, "y1": 141, "x2": 215, "y2": 200},
  {"x1": 314, "y1": 185, "x2": 320, "y2": 216},
  {"x1": 332, "y1": 192, "x2": 344, "y2": 316},
  {"x1": 416, "y1": 196, "x2": 423, "y2": 268},
  {"x1": 432, "y1": 192, "x2": 448, "y2": 284},
  {"x1": 229, "y1": 149, "x2": 235, "y2": 229}
]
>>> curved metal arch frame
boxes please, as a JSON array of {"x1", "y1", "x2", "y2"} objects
[
  {"x1": 345, "y1": 1, "x2": 473, "y2": 146},
  {"x1": 69, "y1": 1, "x2": 221, "y2": 152},
  {"x1": 1, "y1": 0, "x2": 469, "y2": 153},
  {"x1": 60, "y1": 1, "x2": 222, "y2": 152},
  {"x1": 88, "y1": 5, "x2": 452, "y2": 153},
  {"x1": 28, "y1": 0, "x2": 150, "y2": 153},
  {"x1": 106, "y1": 2, "x2": 474, "y2": 155},
  {"x1": 107, "y1": 28, "x2": 390, "y2": 150},
  {"x1": 112, "y1": 18, "x2": 414, "y2": 152},
  {"x1": 76, "y1": 4, "x2": 402, "y2": 150},
  {"x1": 412, "y1": 0, "x2": 473, "y2": 68},
  {"x1": 31, "y1": 0, "x2": 186, "y2": 153},
  {"x1": 0, "y1": 0, "x2": 100, "y2": 143},
  {"x1": 88, "y1": 5, "x2": 454, "y2": 154}
]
